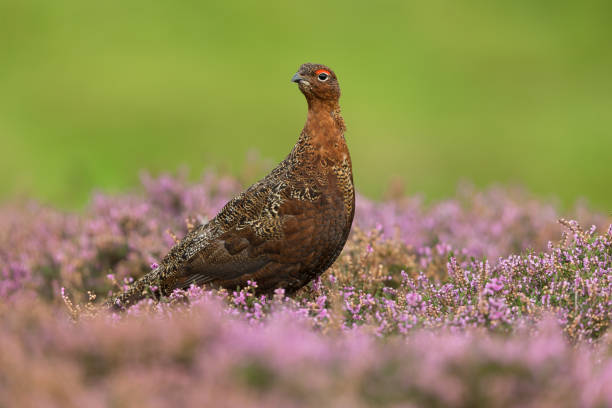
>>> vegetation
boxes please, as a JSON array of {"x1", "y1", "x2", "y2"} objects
[{"x1": 2, "y1": 172, "x2": 612, "y2": 406}]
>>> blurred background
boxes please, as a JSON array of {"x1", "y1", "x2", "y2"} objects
[{"x1": 1, "y1": 0, "x2": 611, "y2": 209}]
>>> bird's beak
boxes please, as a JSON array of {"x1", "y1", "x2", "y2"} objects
[{"x1": 291, "y1": 72, "x2": 305, "y2": 83}]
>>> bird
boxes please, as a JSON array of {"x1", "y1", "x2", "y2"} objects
[{"x1": 107, "y1": 63, "x2": 354, "y2": 309}]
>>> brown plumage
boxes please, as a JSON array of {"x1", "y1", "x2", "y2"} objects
[{"x1": 107, "y1": 63, "x2": 354, "y2": 309}]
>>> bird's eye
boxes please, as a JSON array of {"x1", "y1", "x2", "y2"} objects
[{"x1": 318, "y1": 72, "x2": 329, "y2": 81}]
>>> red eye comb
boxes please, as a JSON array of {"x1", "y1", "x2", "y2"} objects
[{"x1": 315, "y1": 69, "x2": 331, "y2": 76}]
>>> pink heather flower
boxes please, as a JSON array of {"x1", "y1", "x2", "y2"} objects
[
  {"x1": 483, "y1": 278, "x2": 504, "y2": 295},
  {"x1": 406, "y1": 292, "x2": 422, "y2": 307},
  {"x1": 233, "y1": 291, "x2": 246, "y2": 306},
  {"x1": 150, "y1": 262, "x2": 159, "y2": 269},
  {"x1": 315, "y1": 295, "x2": 327, "y2": 309},
  {"x1": 252, "y1": 302, "x2": 263, "y2": 320},
  {"x1": 316, "y1": 308, "x2": 330, "y2": 319}
]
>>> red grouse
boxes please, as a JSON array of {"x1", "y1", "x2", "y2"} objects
[{"x1": 107, "y1": 63, "x2": 354, "y2": 308}]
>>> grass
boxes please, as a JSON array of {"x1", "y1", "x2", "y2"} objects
[{"x1": 1, "y1": 0, "x2": 611, "y2": 208}]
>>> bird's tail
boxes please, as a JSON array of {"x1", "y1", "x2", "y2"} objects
[{"x1": 105, "y1": 266, "x2": 164, "y2": 310}]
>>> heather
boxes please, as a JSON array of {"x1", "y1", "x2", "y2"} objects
[{"x1": 1, "y1": 172, "x2": 612, "y2": 407}]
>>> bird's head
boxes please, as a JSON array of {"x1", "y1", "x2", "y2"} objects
[{"x1": 291, "y1": 63, "x2": 340, "y2": 103}]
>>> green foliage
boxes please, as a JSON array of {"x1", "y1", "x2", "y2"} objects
[{"x1": 1, "y1": 0, "x2": 611, "y2": 208}]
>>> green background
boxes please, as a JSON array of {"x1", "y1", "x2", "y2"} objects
[{"x1": 1, "y1": 0, "x2": 611, "y2": 209}]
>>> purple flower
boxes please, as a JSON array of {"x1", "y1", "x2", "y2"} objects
[
  {"x1": 2, "y1": 171, "x2": 612, "y2": 407},
  {"x1": 483, "y1": 278, "x2": 504, "y2": 295},
  {"x1": 406, "y1": 292, "x2": 422, "y2": 307}
]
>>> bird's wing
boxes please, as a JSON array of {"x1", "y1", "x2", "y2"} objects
[
  {"x1": 169, "y1": 196, "x2": 328, "y2": 291},
  {"x1": 170, "y1": 229, "x2": 270, "y2": 290}
]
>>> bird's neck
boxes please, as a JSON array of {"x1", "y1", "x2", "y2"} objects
[
  {"x1": 305, "y1": 99, "x2": 345, "y2": 132},
  {"x1": 299, "y1": 99, "x2": 346, "y2": 155}
]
